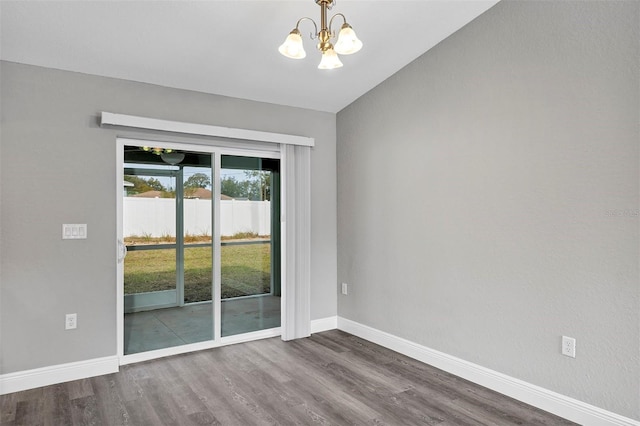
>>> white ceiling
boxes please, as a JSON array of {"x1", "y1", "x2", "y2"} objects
[{"x1": 0, "y1": 0, "x2": 498, "y2": 113}]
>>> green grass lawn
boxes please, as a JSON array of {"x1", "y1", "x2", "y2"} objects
[{"x1": 124, "y1": 244, "x2": 271, "y2": 302}]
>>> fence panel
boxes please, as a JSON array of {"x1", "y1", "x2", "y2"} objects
[{"x1": 124, "y1": 198, "x2": 270, "y2": 237}]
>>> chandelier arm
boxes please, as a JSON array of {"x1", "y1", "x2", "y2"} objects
[
  {"x1": 295, "y1": 17, "x2": 319, "y2": 40},
  {"x1": 328, "y1": 12, "x2": 347, "y2": 37}
]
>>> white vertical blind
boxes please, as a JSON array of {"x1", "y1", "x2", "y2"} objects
[{"x1": 281, "y1": 144, "x2": 311, "y2": 340}]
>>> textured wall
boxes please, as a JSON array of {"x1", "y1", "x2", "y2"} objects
[
  {"x1": 337, "y1": 0, "x2": 639, "y2": 420},
  {"x1": 0, "y1": 62, "x2": 337, "y2": 373}
]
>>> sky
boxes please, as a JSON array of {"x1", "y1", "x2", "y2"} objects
[{"x1": 124, "y1": 163, "x2": 250, "y2": 191}]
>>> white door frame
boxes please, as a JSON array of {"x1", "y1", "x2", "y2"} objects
[{"x1": 117, "y1": 138, "x2": 283, "y2": 365}]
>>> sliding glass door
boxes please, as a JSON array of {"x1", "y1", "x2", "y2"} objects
[
  {"x1": 220, "y1": 155, "x2": 281, "y2": 336},
  {"x1": 121, "y1": 142, "x2": 280, "y2": 357}
]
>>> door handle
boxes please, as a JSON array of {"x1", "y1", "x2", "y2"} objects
[{"x1": 117, "y1": 239, "x2": 128, "y2": 263}]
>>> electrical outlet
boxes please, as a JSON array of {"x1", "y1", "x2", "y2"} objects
[
  {"x1": 65, "y1": 313, "x2": 77, "y2": 330},
  {"x1": 561, "y1": 336, "x2": 576, "y2": 358},
  {"x1": 341, "y1": 282, "x2": 348, "y2": 295}
]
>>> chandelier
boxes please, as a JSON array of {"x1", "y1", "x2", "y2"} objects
[
  {"x1": 141, "y1": 146, "x2": 185, "y2": 165},
  {"x1": 278, "y1": 0, "x2": 363, "y2": 69}
]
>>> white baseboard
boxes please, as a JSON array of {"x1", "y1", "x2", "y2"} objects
[
  {"x1": 337, "y1": 317, "x2": 639, "y2": 426},
  {"x1": 0, "y1": 356, "x2": 119, "y2": 395},
  {"x1": 311, "y1": 316, "x2": 338, "y2": 334}
]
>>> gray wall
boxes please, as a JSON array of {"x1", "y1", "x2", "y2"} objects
[
  {"x1": 337, "y1": 0, "x2": 639, "y2": 420},
  {"x1": 0, "y1": 61, "x2": 337, "y2": 373}
]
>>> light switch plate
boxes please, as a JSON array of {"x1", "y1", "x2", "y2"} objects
[{"x1": 62, "y1": 224, "x2": 87, "y2": 239}]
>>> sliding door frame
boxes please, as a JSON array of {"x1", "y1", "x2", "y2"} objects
[
  {"x1": 107, "y1": 112, "x2": 313, "y2": 366},
  {"x1": 117, "y1": 138, "x2": 283, "y2": 365}
]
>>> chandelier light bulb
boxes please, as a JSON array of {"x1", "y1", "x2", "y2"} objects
[
  {"x1": 318, "y1": 48, "x2": 343, "y2": 69},
  {"x1": 278, "y1": 29, "x2": 306, "y2": 59},
  {"x1": 334, "y1": 24, "x2": 363, "y2": 55}
]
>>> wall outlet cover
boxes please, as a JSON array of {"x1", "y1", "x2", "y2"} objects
[
  {"x1": 65, "y1": 313, "x2": 77, "y2": 330},
  {"x1": 341, "y1": 282, "x2": 348, "y2": 295},
  {"x1": 561, "y1": 336, "x2": 576, "y2": 358}
]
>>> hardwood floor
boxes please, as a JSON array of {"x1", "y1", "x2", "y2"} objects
[{"x1": 0, "y1": 330, "x2": 577, "y2": 425}]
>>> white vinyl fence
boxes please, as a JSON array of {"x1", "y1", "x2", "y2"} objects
[{"x1": 124, "y1": 198, "x2": 271, "y2": 237}]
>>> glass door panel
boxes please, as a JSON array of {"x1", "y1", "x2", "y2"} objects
[
  {"x1": 220, "y1": 155, "x2": 281, "y2": 336},
  {"x1": 121, "y1": 145, "x2": 281, "y2": 356},
  {"x1": 123, "y1": 146, "x2": 213, "y2": 354}
]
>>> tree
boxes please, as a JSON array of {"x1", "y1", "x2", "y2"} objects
[
  {"x1": 124, "y1": 175, "x2": 166, "y2": 195},
  {"x1": 244, "y1": 170, "x2": 271, "y2": 201},
  {"x1": 146, "y1": 177, "x2": 165, "y2": 192},
  {"x1": 220, "y1": 176, "x2": 248, "y2": 199},
  {"x1": 220, "y1": 171, "x2": 272, "y2": 200},
  {"x1": 184, "y1": 173, "x2": 211, "y2": 189}
]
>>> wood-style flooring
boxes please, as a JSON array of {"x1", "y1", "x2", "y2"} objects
[{"x1": 0, "y1": 330, "x2": 577, "y2": 425}]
